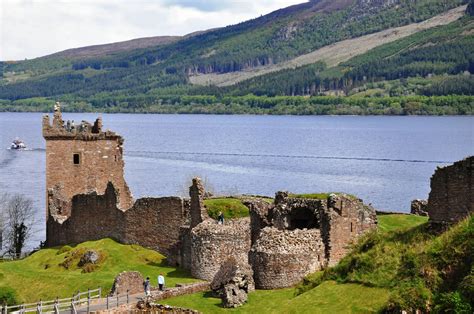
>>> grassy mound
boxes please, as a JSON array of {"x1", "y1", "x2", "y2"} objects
[
  {"x1": 377, "y1": 213, "x2": 428, "y2": 233},
  {"x1": 297, "y1": 215, "x2": 473, "y2": 312},
  {"x1": 288, "y1": 192, "x2": 358, "y2": 200},
  {"x1": 0, "y1": 238, "x2": 197, "y2": 303},
  {"x1": 204, "y1": 198, "x2": 250, "y2": 219}
]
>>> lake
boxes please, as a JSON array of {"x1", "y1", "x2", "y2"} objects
[{"x1": 0, "y1": 113, "x2": 473, "y2": 249}]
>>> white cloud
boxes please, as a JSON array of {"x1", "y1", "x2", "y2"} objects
[{"x1": 0, "y1": 0, "x2": 306, "y2": 61}]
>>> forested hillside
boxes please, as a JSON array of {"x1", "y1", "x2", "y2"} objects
[{"x1": 0, "y1": 0, "x2": 473, "y2": 114}]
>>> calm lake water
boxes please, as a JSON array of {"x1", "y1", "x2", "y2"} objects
[{"x1": 0, "y1": 113, "x2": 473, "y2": 249}]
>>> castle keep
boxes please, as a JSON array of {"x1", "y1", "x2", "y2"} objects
[
  {"x1": 43, "y1": 104, "x2": 132, "y2": 218},
  {"x1": 43, "y1": 108, "x2": 380, "y2": 288}
]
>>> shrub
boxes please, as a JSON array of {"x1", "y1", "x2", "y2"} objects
[
  {"x1": 387, "y1": 280, "x2": 432, "y2": 312},
  {"x1": 433, "y1": 292, "x2": 472, "y2": 314},
  {"x1": 0, "y1": 287, "x2": 18, "y2": 306}
]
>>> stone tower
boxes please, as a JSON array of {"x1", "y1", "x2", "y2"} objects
[{"x1": 43, "y1": 103, "x2": 133, "y2": 222}]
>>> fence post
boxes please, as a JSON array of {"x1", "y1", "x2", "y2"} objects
[
  {"x1": 87, "y1": 289, "x2": 91, "y2": 313},
  {"x1": 37, "y1": 299, "x2": 42, "y2": 314},
  {"x1": 71, "y1": 294, "x2": 75, "y2": 314},
  {"x1": 127, "y1": 290, "x2": 129, "y2": 304},
  {"x1": 21, "y1": 304, "x2": 25, "y2": 314},
  {"x1": 54, "y1": 297, "x2": 59, "y2": 314}
]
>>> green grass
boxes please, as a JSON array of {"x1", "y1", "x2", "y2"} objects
[
  {"x1": 163, "y1": 281, "x2": 388, "y2": 313},
  {"x1": 377, "y1": 214, "x2": 428, "y2": 232},
  {"x1": 204, "y1": 198, "x2": 250, "y2": 219},
  {"x1": 0, "y1": 238, "x2": 197, "y2": 303},
  {"x1": 297, "y1": 216, "x2": 473, "y2": 312},
  {"x1": 288, "y1": 193, "x2": 332, "y2": 200},
  {"x1": 288, "y1": 192, "x2": 357, "y2": 200}
]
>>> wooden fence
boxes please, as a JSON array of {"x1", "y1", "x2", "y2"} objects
[{"x1": 1, "y1": 288, "x2": 132, "y2": 314}]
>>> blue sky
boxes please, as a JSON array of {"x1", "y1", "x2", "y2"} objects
[{"x1": 0, "y1": 0, "x2": 305, "y2": 60}]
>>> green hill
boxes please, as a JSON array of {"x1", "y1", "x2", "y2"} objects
[
  {"x1": 0, "y1": 239, "x2": 197, "y2": 304},
  {"x1": 0, "y1": 0, "x2": 472, "y2": 114}
]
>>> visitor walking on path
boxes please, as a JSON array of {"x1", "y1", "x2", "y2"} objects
[
  {"x1": 144, "y1": 277, "x2": 151, "y2": 296},
  {"x1": 217, "y1": 211, "x2": 225, "y2": 225},
  {"x1": 158, "y1": 273, "x2": 165, "y2": 291}
]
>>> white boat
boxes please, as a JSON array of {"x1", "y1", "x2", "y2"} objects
[{"x1": 10, "y1": 139, "x2": 27, "y2": 150}]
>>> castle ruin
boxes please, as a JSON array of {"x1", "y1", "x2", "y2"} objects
[
  {"x1": 43, "y1": 108, "x2": 379, "y2": 289},
  {"x1": 427, "y1": 156, "x2": 473, "y2": 225}
]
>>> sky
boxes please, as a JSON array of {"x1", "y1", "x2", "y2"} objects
[{"x1": 0, "y1": 0, "x2": 306, "y2": 61}]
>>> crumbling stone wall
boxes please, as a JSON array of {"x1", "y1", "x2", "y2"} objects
[
  {"x1": 427, "y1": 157, "x2": 473, "y2": 224},
  {"x1": 321, "y1": 193, "x2": 377, "y2": 266},
  {"x1": 46, "y1": 183, "x2": 189, "y2": 257},
  {"x1": 247, "y1": 192, "x2": 377, "y2": 289},
  {"x1": 411, "y1": 199, "x2": 428, "y2": 217},
  {"x1": 249, "y1": 227, "x2": 324, "y2": 289},
  {"x1": 190, "y1": 219, "x2": 251, "y2": 281}
]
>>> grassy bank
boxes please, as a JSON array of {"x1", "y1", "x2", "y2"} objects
[
  {"x1": 0, "y1": 239, "x2": 197, "y2": 304},
  {"x1": 297, "y1": 215, "x2": 473, "y2": 312}
]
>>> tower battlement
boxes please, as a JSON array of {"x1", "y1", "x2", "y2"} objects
[{"x1": 42, "y1": 102, "x2": 122, "y2": 142}]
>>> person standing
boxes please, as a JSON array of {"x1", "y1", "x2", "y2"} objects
[
  {"x1": 158, "y1": 273, "x2": 165, "y2": 291},
  {"x1": 143, "y1": 277, "x2": 151, "y2": 296},
  {"x1": 217, "y1": 211, "x2": 225, "y2": 225}
]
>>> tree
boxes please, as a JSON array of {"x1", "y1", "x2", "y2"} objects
[{"x1": 0, "y1": 193, "x2": 36, "y2": 259}]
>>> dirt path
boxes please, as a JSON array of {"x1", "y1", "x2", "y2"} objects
[{"x1": 189, "y1": 5, "x2": 467, "y2": 87}]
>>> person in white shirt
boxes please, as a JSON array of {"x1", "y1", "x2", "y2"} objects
[{"x1": 158, "y1": 273, "x2": 165, "y2": 291}]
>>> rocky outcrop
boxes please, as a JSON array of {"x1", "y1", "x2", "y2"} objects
[
  {"x1": 110, "y1": 271, "x2": 144, "y2": 296},
  {"x1": 78, "y1": 250, "x2": 100, "y2": 266},
  {"x1": 211, "y1": 258, "x2": 254, "y2": 308},
  {"x1": 411, "y1": 199, "x2": 428, "y2": 216}
]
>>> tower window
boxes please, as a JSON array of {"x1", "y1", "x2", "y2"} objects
[{"x1": 73, "y1": 153, "x2": 80, "y2": 165}]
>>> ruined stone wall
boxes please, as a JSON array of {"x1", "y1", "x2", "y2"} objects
[
  {"x1": 46, "y1": 183, "x2": 188, "y2": 256},
  {"x1": 190, "y1": 219, "x2": 251, "y2": 281},
  {"x1": 125, "y1": 197, "x2": 188, "y2": 256},
  {"x1": 249, "y1": 227, "x2": 324, "y2": 289},
  {"x1": 427, "y1": 157, "x2": 473, "y2": 224},
  {"x1": 47, "y1": 183, "x2": 126, "y2": 246},
  {"x1": 321, "y1": 194, "x2": 377, "y2": 266}
]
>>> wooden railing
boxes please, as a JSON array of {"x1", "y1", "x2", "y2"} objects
[{"x1": 1, "y1": 288, "x2": 134, "y2": 314}]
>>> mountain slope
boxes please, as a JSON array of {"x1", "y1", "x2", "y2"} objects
[
  {"x1": 47, "y1": 36, "x2": 181, "y2": 59},
  {"x1": 223, "y1": 14, "x2": 474, "y2": 97},
  {"x1": 0, "y1": 0, "x2": 472, "y2": 112},
  {"x1": 189, "y1": 5, "x2": 468, "y2": 87}
]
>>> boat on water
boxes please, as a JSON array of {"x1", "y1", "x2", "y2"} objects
[{"x1": 10, "y1": 139, "x2": 27, "y2": 150}]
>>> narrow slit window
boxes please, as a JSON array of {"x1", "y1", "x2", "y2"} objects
[
  {"x1": 73, "y1": 153, "x2": 80, "y2": 165},
  {"x1": 350, "y1": 222, "x2": 353, "y2": 233}
]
